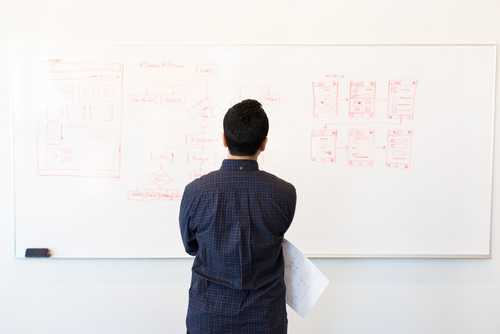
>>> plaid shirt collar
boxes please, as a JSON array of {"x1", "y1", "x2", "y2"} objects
[{"x1": 220, "y1": 159, "x2": 259, "y2": 171}]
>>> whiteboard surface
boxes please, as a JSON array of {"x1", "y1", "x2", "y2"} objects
[{"x1": 12, "y1": 44, "x2": 496, "y2": 258}]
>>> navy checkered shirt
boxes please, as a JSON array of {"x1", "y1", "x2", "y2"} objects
[{"x1": 179, "y1": 159, "x2": 296, "y2": 334}]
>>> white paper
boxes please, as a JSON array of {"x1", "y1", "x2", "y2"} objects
[{"x1": 283, "y1": 239, "x2": 330, "y2": 318}]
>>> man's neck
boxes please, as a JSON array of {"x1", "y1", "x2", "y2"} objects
[{"x1": 227, "y1": 154, "x2": 258, "y2": 161}]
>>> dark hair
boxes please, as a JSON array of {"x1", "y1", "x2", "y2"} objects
[{"x1": 223, "y1": 99, "x2": 269, "y2": 156}]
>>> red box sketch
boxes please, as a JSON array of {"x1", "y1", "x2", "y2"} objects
[
  {"x1": 347, "y1": 128, "x2": 376, "y2": 167},
  {"x1": 196, "y1": 63, "x2": 217, "y2": 76},
  {"x1": 310, "y1": 128, "x2": 338, "y2": 163},
  {"x1": 187, "y1": 149, "x2": 214, "y2": 164},
  {"x1": 186, "y1": 147, "x2": 222, "y2": 180},
  {"x1": 128, "y1": 189, "x2": 181, "y2": 201},
  {"x1": 386, "y1": 129, "x2": 413, "y2": 169},
  {"x1": 388, "y1": 80, "x2": 417, "y2": 120},
  {"x1": 138, "y1": 60, "x2": 186, "y2": 71},
  {"x1": 312, "y1": 80, "x2": 339, "y2": 119},
  {"x1": 185, "y1": 132, "x2": 219, "y2": 147},
  {"x1": 37, "y1": 60, "x2": 124, "y2": 178},
  {"x1": 348, "y1": 81, "x2": 376, "y2": 118}
]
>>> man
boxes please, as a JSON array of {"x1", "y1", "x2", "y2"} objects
[{"x1": 179, "y1": 99, "x2": 297, "y2": 333}]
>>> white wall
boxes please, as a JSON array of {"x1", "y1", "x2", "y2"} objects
[{"x1": 1, "y1": 1, "x2": 499, "y2": 333}]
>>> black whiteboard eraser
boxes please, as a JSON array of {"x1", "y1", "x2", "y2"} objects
[{"x1": 25, "y1": 248, "x2": 51, "y2": 258}]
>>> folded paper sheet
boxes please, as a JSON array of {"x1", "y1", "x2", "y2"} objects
[{"x1": 283, "y1": 239, "x2": 330, "y2": 318}]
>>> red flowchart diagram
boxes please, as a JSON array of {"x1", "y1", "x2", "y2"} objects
[
  {"x1": 33, "y1": 57, "x2": 419, "y2": 204},
  {"x1": 310, "y1": 77, "x2": 416, "y2": 169},
  {"x1": 125, "y1": 60, "x2": 222, "y2": 200}
]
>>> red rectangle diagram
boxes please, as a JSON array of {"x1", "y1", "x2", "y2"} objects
[
  {"x1": 349, "y1": 81, "x2": 376, "y2": 118},
  {"x1": 310, "y1": 128, "x2": 337, "y2": 163},
  {"x1": 386, "y1": 129, "x2": 413, "y2": 169},
  {"x1": 37, "y1": 60, "x2": 124, "y2": 178},
  {"x1": 185, "y1": 132, "x2": 219, "y2": 148},
  {"x1": 347, "y1": 128, "x2": 376, "y2": 167},
  {"x1": 388, "y1": 80, "x2": 417, "y2": 120},
  {"x1": 312, "y1": 80, "x2": 339, "y2": 119}
]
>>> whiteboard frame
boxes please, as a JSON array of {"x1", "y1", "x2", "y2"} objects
[{"x1": 11, "y1": 43, "x2": 497, "y2": 260}]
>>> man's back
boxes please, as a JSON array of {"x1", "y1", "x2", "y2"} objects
[{"x1": 180, "y1": 159, "x2": 296, "y2": 333}]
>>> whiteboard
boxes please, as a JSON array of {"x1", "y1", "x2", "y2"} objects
[{"x1": 11, "y1": 44, "x2": 496, "y2": 258}]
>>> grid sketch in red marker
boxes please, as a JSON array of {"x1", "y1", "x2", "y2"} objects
[
  {"x1": 37, "y1": 60, "x2": 124, "y2": 178},
  {"x1": 310, "y1": 128, "x2": 338, "y2": 163},
  {"x1": 312, "y1": 80, "x2": 339, "y2": 120},
  {"x1": 347, "y1": 128, "x2": 376, "y2": 167},
  {"x1": 348, "y1": 80, "x2": 376, "y2": 118},
  {"x1": 387, "y1": 80, "x2": 417, "y2": 120},
  {"x1": 385, "y1": 129, "x2": 413, "y2": 169}
]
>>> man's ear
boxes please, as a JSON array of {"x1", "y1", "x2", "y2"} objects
[
  {"x1": 259, "y1": 137, "x2": 268, "y2": 152},
  {"x1": 222, "y1": 133, "x2": 228, "y2": 148}
]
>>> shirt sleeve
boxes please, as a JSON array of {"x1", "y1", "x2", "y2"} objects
[
  {"x1": 288, "y1": 184, "x2": 297, "y2": 223},
  {"x1": 179, "y1": 185, "x2": 198, "y2": 256},
  {"x1": 275, "y1": 183, "x2": 297, "y2": 235},
  {"x1": 284, "y1": 184, "x2": 297, "y2": 233}
]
